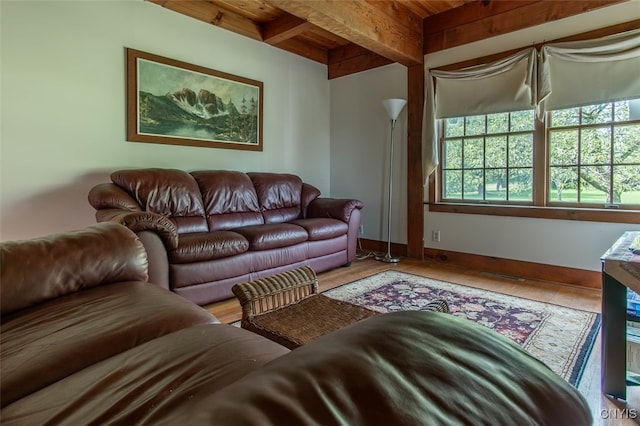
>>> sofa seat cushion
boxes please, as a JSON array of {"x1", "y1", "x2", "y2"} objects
[
  {"x1": 1, "y1": 324, "x2": 289, "y2": 425},
  {"x1": 289, "y1": 218, "x2": 348, "y2": 241},
  {"x1": 233, "y1": 224, "x2": 308, "y2": 251},
  {"x1": 0, "y1": 282, "x2": 217, "y2": 407},
  {"x1": 169, "y1": 231, "x2": 249, "y2": 264}
]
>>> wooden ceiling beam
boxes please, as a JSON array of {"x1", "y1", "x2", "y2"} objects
[
  {"x1": 264, "y1": 0, "x2": 423, "y2": 66},
  {"x1": 273, "y1": 38, "x2": 329, "y2": 63},
  {"x1": 211, "y1": 0, "x2": 283, "y2": 22},
  {"x1": 328, "y1": 44, "x2": 393, "y2": 79},
  {"x1": 151, "y1": 0, "x2": 263, "y2": 41},
  {"x1": 262, "y1": 13, "x2": 315, "y2": 45},
  {"x1": 435, "y1": 18, "x2": 640, "y2": 71},
  {"x1": 423, "y1": 0, "x2": 629, "y2": 54},
  {"x1": 423, "y1": 0, "x2": 540, "y2": 37}
]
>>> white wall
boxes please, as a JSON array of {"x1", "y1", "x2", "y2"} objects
[
  {"x1": 330, "y1": 63, "x2": 408, "y2": 244},
  {"x1": 330, "y1": 1, "x2": 640, "y2": 272},
  {"x1": 0, "y1": 0, "x2": 330, "y2": 241}
]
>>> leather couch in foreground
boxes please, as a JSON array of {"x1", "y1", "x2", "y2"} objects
[
  {"x1": 88, "y1": 168, "x2": 363, "y2": 305},
  {"x1": 0, "y1": 223, "x2": 592, "y2": 425}
]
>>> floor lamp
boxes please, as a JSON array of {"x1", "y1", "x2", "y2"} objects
[{"x1": 376, "y1": 98, "x2": 407, "y2": 263}]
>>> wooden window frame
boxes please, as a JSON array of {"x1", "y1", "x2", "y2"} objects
[
  {"x1": 440, "y1": 111, "x2": 536, "y2": 205},
  {"x1": 430, "y1": 115, "x2": 639, "y2": 224},
  {"x1": 546, "y1": 104, "x2": 640, "y2": 210},
  {"x1": 427, "y1": 23, "x2": 640, "y2": 225}
]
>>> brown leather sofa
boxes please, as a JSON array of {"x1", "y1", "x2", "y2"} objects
[
  {"x1": 88, "y1": 168, "x2": 363, "y2": 305},
  {"x1": 0, "y1": 223, "x2": 592, "y2": 425}
]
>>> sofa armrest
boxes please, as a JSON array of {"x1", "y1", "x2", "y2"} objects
[
  {"x1": 88, "y1": 183, "x2": 141, "y2": 211},
  {"x1": 0, "y1": 223, "x2": 148, "y2": 316},
  {"x1": 96, "y1": 209, "x2": 178, "y2": 250},
  {"x1": 306, "y1": 198, "x2": 364, "y2": 223}
]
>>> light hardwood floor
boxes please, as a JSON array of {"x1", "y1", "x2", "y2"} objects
[{"x1": 205, "y1": 256, "x2": 639, "y2": 425}]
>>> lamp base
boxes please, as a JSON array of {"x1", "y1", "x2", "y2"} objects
[{"x1": 375, "y1": 253, "x2": 400, "y2": 263}]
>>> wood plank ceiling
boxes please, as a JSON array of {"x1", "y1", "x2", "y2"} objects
[{"x1": 148, "y1": 0, "x2": 626, "y2": 79}]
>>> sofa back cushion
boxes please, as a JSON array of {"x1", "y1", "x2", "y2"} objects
[
  {"x1": 191, "y1": 171, "x2": 264, "y2": 231},
  {"x1": 248, "y1": 173, "x2": 303, "y2": 223},
  {"x1": 0, "y1": 223, "x2": 149, "y2": 316},
  {"x1": 111, "y1": 169, "x2": 207, "y2": 233}
]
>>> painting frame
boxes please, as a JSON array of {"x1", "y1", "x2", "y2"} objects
[{"x1": 126, "y1": 48, "x2": 263, "y2": 151}]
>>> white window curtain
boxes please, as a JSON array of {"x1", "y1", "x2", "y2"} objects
[
  {"x1": 538, "y1": 28, "x2": 640, "y2": 114},
  {"x1": 422, "y1": 48, "x2": 537, "y2": 180}
]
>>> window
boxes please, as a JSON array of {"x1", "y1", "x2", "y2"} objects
[
  {"x1": 442, "y1": 110, "x2": 534, "y2": 204},
  {"x1": 428, "y1": 28, "x2": 640, "y2": 223},
  {"x1": 548, "y1": 99, "x2": 640, "y2": 208},
  {"x1": 435, "y1": 98, "x2": 640, "y2": 217}
]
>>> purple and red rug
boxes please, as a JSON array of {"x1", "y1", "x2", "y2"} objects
[{"x1": 324, "y1": 270, "x2": 600, "y2": 387}]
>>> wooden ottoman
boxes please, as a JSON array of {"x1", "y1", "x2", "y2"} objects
[{"x1": 232, "y1": 266, "x2": 449, "y2": 349}]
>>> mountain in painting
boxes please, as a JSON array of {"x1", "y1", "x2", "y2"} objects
[
  {"x1": 139, "y1": 89, "x2": 239, "y2": 124},
  {"x1": 138, "y1": 88, "x2": 257, "y2": 144}
]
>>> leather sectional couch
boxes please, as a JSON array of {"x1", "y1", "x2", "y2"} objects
[
  {"x1": 0, "y1": 223, "x2": 592, "y2": 425},
  {"x1": 88, "y1": 168, "x2": 363, "y2": 305}
]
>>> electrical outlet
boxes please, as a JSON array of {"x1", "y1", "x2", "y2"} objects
[
  {"x1": 359, "y1": 225, "x2": 364, "y2": 235},
  {"x1": 432, "y1": 230, "x2": 441, "y2": 242}
]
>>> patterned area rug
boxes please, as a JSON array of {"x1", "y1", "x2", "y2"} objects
[{"x1": 324, "y1": 270, "x2": 600, "y2": 387}]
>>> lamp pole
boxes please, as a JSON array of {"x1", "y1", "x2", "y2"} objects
[{"x1": 376, "y1": 98, "x2": 406, "y2": 263}]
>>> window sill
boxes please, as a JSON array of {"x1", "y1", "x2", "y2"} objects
[{"x1": 427, "y1": 202, "x2": 639, "y2": 224}]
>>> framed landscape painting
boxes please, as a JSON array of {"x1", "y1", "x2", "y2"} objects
[{"x1": 126, "y1": 48, "x2": 263, "y2": 151}]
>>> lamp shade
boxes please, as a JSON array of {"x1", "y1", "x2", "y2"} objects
[{"x1": 382, "y1": 98, "x2": 407, "y2": 120}]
